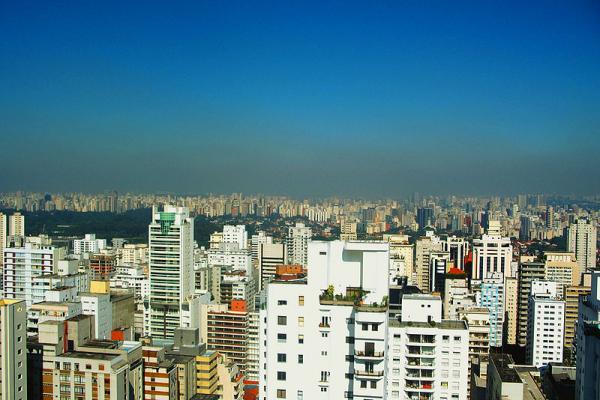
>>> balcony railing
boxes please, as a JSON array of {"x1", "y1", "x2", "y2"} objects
[
  {"x1": 355, "y1": 350, "x2": 384, "y2": 358},
  {"x1": 355, "y1": 370, "x2": 384, "y2": 377}
]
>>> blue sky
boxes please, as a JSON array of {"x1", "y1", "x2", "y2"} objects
[{"x1": 1, "y1": 1, "x2": 599, "y2": 197}]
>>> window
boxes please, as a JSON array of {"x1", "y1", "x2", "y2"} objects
[
  {"x1": 278, "y1": 300, "x2": 287, "y2": 305},
  {"x1": 370, "y1": 380, "x2": 377, "y2": 389},
  {"x1": 298, "y1": 296, "x2": 304, "y2": 306},
  {"x1": 297, "y1": 390, "x2": 303, "y2": 400},
  {"x1": 362, "y1": 323, "x2": 369, "y2": 331},
  {"x1": 277, "y1": 353, "x2": 287, "y2": 362},
  {"x1": 277, "y1": 389, "x2": 286, "y2": 398},
  {"x1": 278, "y1": 333, "x2": 287, "y2": 343},
  {"x1": 278, "y1": 316, "x2": 287, "y2": 326},
  {"x1": 360, "y1": 380, "x2": 367, "y2": 388},
  {"x1": 371, "y1": 324, "x2": 378, "y2": 331},
  {"x1": 298, "y1": 316, "x2": 304, "y2": 327},
  {"x1": 454, "y1": 336, "x2": 461, "y2": 342},
  {"x1": 277, "y1": 371, "x2": 287, "y2": 381},
  {"x1": 321, "y1": 351, "x2": 328, "y2": 356},
  {"x1": 322, "y1": 332, "x2": 328, "y2": 337},
  {"x1": 346, "y1": 337, "x2": 355, "y2": 344},
  {"x1": 298, "y1": 334, "x2": 304, "y2": 344},
  {"x1": 298, "y1": 354, "x2": 304, "y2": 364},
  {"x1": 320, "y1": 371, "x2": 329, "y2": 382}
]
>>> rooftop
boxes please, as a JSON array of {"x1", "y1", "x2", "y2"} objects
[{"x1": 389, "y1": 319, "x2": 467, "y2": 330}]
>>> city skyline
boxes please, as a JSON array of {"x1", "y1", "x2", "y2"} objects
[{"x1": 2, "y1": 1, "x2": 600, "y2": 197}]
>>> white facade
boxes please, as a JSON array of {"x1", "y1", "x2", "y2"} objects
[
  {"x1": 576, "y1": 271, "x2": 600, "y2": 400},
  {"x1": 73, "y1": 233, "x2": 107, "y2": 255},
  {"x1": 120, "y1": 243, "x2": 148, "y2": 265},
  {"x1": 285, "y1": 223, "x2": 312, "y2": 267},
  {"x1": 472, "y1": 222, "x2": 512, "y2": 280},
  {"x1": 81, "y1": 292, "x2": 112, "y2": 339},
  {"x1": 207, "y1": 246, "x2": 252, "y2": 275},
  {"x1": 144, "y1": 205, "x2": 195, "y2": 342},
  {"x1": 222, "y1": 225, "x2": 248, "y2": 250},
  {"x1": 260, "y1": 240, "x2": 389, "y2": 400},
  {"x1": 387, "y1": 295, "x2": 469, "y2": 400},
  {"x1": 2, "y1": 240, "x2": 66, "y2": 307},
  {"x1": 526, "y1": 292, "x2": 565, "y2": 367},
  {"x1": 568, "y1": 219, "x2": 597, "y2": 273},
  {"x1": 8, "y1": 212, "x2": 25, "y2": 238},
  {"x1": 251, "y1": 231, "x2": 272, "y2": 261}
]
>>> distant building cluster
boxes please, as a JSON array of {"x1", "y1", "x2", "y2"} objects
[{"x1": 0, "y1": 192, "x2": 598, "y2": 399}]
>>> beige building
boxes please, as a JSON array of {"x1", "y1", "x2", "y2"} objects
[
  {"x1": 545, "y1": 252, "x2": 580, "y2": 291},
  {"x1": 565, "y1": 285, "x2": 591, "y2": 354},
  {"x1": 216, "y1": 354, "x2": 244, "y2": 400},
  {"x1": 39, "y1": 315, "x2": 144, "y2": 400},
  {"x1": 0, "y1": 299, "x2": 27, "y2": 400},
  {"x1": 504, "y1": 277, "x2": 519, "y2": 345},
  {"x1": 143, "y1": 346, "x2": 178, "y2": 400}
]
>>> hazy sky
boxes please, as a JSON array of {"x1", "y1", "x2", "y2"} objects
[{"x1": 1, "y1": 1, "x2": 599, "y2": 197}]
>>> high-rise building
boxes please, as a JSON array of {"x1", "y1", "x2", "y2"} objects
[
  {"x1": 504, "y1": 276, "x2": 519, "y2": 345},
  {"x1": 472, "y1": 221, "x2": 512, "y2": 280},
  {"x1": 2, "y1": 237, "x2": 66, "y2": 308},
  {"x1": 250, "y1": 231, "x2": 272, "y2": 261},
  {"x1": 257, "y1": 243, "x2": 286, "y2": 290},
  {"x1": 144, "y1": 205, "x2": 196, "y2": 342},
  {"x1": 416, "y1": 207, "x2": 434, "y2": 229},
  {"x1": 415, "y1": 231, "x2": 442, "y2": 292},
  {"x1": 222, "y1": 225, "x2": 248, "y2": 250},
  {"x1": 207, "y1": 299, "x2": 249, "y2": 375},
  {"x1": 259, "y1": 240, "x2": 389, "y2": 400},
  {"x1": 544, "y1": 252, "x2": 580, "y2": 293},
  {"x1": 526, "y1": 281, "x2": 564, "y2": 367},
  {"x1": 8, "y1": 212, "x2": 25, "y2": 238},
  {"x1": 567, "y1": 219, "x2": 597, "y2": 273},
  {"x1": 0, "y1": 299, "x2": 27, "y2": 400},
  {"x1": 576, "y1": 271, "x2": 600, "y2": 400},
  {"x1": 0, "y1": 213, "x2": 7, "y2": 276},
  {"x1": 285, "y1": 223, "x2": 311, "y2": 267},
  {"x1": 73, "y1": 233, "x2": 107, "y2": 255},
  {"x1": 517, "y1": 261, "x2": 545, "y2": 347},
  {"x1": 388, "y1": 294, "x2": 469, "y2": 400},
  {"x1": 442, "y1": 236, "x2": 469, "y2": 270},
  {"x1": 565, "y1": 284, "x2": 591, "y2": 357},
  {"x1": 479, "y1": 273, "x2": 505, "y2": 347}
]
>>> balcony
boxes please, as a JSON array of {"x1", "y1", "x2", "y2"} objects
[
  {"x1": 355, "y1": 370, "x2": 384, "y2": 378},
  {"x1": 355, "y1": 350, "x2": 384, "y2": 359}
]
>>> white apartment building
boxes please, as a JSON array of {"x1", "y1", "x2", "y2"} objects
[
  {"x1": 387, "y1": 294, "x2": 469, "y2": 400},
  {"x1": 144, "y1": 205, "x2": 196, "y2": 342},
  {"x1": 260, "y1": 240, "x2": 389, "y2": 400},
  {"x1": 526, "y1": 281, "x2": 565, "y2": 367},
  {"x1": 472, "y1": 221, "x2": 512, "y2": 280},
  {"x1": 73, "y1": 233, "x2": 107, "y2": 255},
  {"x1": 576, "y1": 271, "x2": 600, "y2": 400},
  {"x1": 2, "y1": 238, "x2": 66, "y2": 307},
  {"x1": 285, "y1": 223, "x2": 312, "y2": 267},
  {"x1": 8, "y1": 212, "x2": 25, "y2": 238},
  {"x1": 81, "y1": 292, "x2": 112, "y2": 339},
  {"x1": 258, "y1": 242, "x2": 286, "y2": 290},
  {"x1": 251, "y1": 231, "x2": 273, "y2": 261},
  {"x1": 120, "y1": 243, "x2": 148, "y2": 265},
  {"x1": 568, "y1": 219, "x2": 597, "y2": 273},
  {"x1": 222, "y1": 225, "x2": 248, "y2": 250},
  {"x1": 207, "y1": 244, "x2": 252, "y2": 274},
  {"x1": 0, "y1": 299, "x2": 27, "y2": 400}
]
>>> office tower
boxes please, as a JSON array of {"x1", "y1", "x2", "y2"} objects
[
  {"x1": 387, "y1": 294, "x2": 469, "y2": 400},
  {"x1": 565, "y1": 284, "x2": 591, "y2": 357},
  {"x1": 145, "y1": 205, "x2": 196, "y2": 342},
  {"x1": 362, "y1": 207, "x2": 377, "y2": 223},
  {"x1": 517, "y1": 261, "x2": 545, "y2": 346},
  {"x1": 38, "y1": 316, "x2": 144, "y2": 400},
  {"x1": 429, "y1": 251, "x2": 450, "y2": 293},
  {"x1": 472, "y1": 221, "x2": 512, "y2": 280},
  {"x1": 222, "y1": 225, "x2": 248, "y2": 250},
  {"x1": 487, "y1": 354, "x2": 545, "y2": 400},
  {"x1": 257, "y1": 243, "x2": 286, "y2": 290},
  {"x1": 519, "y1": 215, "x2": 532, "y2": 241},
  {"x1": 442, "y1": 235, "x2": 469, "y2": 270},
  {"x1": 285, "y1": 222, "x2": 311, "y2": 267},
  {"x1": 479, "y1": 273, "x2": 505, "y2": 347},
  {"x1": 251, "y1": 231, "x2": 272, "y2": 261},
  {"x1": 504, "y1": 276, "x2": 519, "y2": 345},
  {"x1": 567, "y1": 219, "x2": 597, "y2": 273},
  {"x1": 2, "y1": 237, "x2": 66, "y2": 307},
  {"x1": 207, "y1": 300, "x2": 249, "y2": 375},
  {"x1": 576, "y1": 271, "x2": 600, "y2": 400},
  {"x1": 8, "y1": 212, "x2": 25, "y2": 238},
  {"x1": 0, "y1": 299, "x2": 27, "y2": 400},
  {"x1": 259, "y1": 241, "x2": 389, "y2": 400},
  {"x1": 73, "y1": 233, "x2": 107, "y2": 255},
  {"x1": 526, "y1": 281, "x2": 565, "y2": 367},
  {"x1": 416, "y1": 207, "x2": 434, "y2": 229}
]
